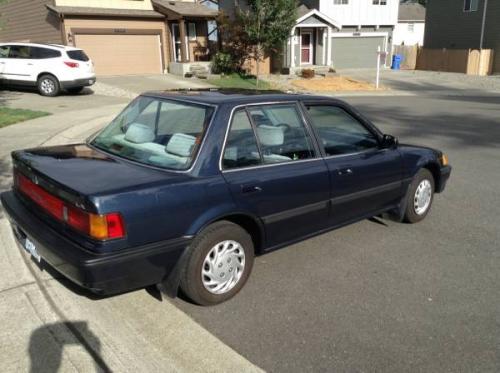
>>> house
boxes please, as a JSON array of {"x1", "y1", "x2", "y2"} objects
[
  {"x1": 0, "y1": 0, "x2": 218, "y2": 76},
  {"x1": 424, "y1": 0, "x2": 500, "y2": 74},
  {"x1": 220, "y1": 0, "x2": 399, "y2": 73},
  {"x1": 393, "y1": 2, "x2": 425, "y2": 46}
]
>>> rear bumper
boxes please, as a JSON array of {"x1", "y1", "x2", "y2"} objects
[
  {"x1": 1, "y1": 190, "x2": 190, "y2": 295},
  {"x1": 437, "y1": 165, "x2": 452, "y2": 193},
  {"x1": 60, "y1": 77, "x2": 96, "y2": 89}
]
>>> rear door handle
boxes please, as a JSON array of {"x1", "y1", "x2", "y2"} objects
[
  {"x1": 337, "y1": 168, "x2": 353, "y2": 176},
  {"x1": 241, "y1": 185, "x2": 262, "y2": 194}
]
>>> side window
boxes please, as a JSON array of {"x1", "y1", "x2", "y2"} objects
[
  {"x1": 8, "y1": 45, "x2": 31, "y2": 59},
  {"x1": 223, "y1": 110, "x2": 261, "y2": 169},
  {"x1": 248, "y1": 104, "x2": 315, "y2": 164},
  {"x1": 306, "y1": 105, "x2": 379, "y2": 156},
  {"x1": 30, "y1": 47, "x2": 61, "y2": 59},
  {"x1": 0, "y1": 46, "x2": 10, "y2": 58}
]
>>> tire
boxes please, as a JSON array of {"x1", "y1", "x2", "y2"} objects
[
  {"x1": 37, "y1": 74, "x2": 60, "y2": 97},
  {"x1": 66, "y1": 87, "x2": 84, "y2": 94},
  {"x1": 180, "y1": 221, "x2": 254, "y2": 306},
  {"x1": 403, "y1": 168, "x2": 435, "y2": 224}
]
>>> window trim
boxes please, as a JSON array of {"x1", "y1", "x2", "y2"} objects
[
  {"x1": 300, "y1": 101, "x2": 384, "y2": 158},
  {"x1": 463, "y1": 0, "x2": 479, "y2": 12},
  {"x1": 219, "y1": 101, "x2": 322, "y2": 172}
]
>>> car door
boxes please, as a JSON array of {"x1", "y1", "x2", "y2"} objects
[
  {"x1": 3, "y1": 45, "x2": 36, "y2": 83},
  {"x1": 0, "y1": 45, "x2": 9, "y2": 78},
  {"x1": 221, "y1": 103, "x2": 330, "y2": 249},
  {"x1": 303, "y1": 102, "x2": 404, "y2": 225}
]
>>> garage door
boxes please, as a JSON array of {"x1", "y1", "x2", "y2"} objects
[
  {"x1": 331, "y1": 37, "x2": 386, "y2": 69},
  {"x1": 74, "y1": 34, "x2": 162, "y2": 76}
]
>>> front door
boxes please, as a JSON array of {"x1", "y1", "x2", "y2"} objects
[
  {"x1": 300, "y1": 31, "x2": 312, "y2": 65},
  {"x1": 303, "y1": 103, "x2": 404, "y2": 225},
  {"x1": 2, "y1": 45, "x2": 36, "y2": 83},
  {"x1": 221, "y1": 103, "x2": 330, "y2": 249},
  {"x1": 172, "y1": 24, "x2": 186, "y2": 62}
]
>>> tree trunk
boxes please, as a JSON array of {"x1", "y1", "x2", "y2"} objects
[{"x1": 255, "y1": 44, "x2": 261, "y2": 88}]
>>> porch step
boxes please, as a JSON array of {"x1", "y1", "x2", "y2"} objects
[{"x1": 189, "y1": 64, "x2": 210, "y2": 77}]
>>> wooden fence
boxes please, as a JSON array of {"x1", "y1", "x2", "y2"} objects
[{"x1": 392, "y1": 46, "x2": 494, "y2": 76}]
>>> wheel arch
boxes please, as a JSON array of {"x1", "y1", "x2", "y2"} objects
[
  {"x1": 37, "y1": 72, "x2": 59, "y2": 82},
  {"x1": 422, "y1": 161, "x2": 441, "y2": 192}
]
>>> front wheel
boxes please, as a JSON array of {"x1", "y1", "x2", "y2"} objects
[
  {"x1": 37, "y1": 74, "x2": 60, "y2": 97},
  {"x1": 179, "y1": 221, "x2": 254, "y2": 306},
  {"x1": 404, "y1": 168, "x2": 435, "y2": 223}
]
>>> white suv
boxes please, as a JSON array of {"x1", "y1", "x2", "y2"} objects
[{"x1": 0, "y1": 43, "x2": 96, "y2": 97}]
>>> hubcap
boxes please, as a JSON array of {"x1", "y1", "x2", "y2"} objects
[
  {"x1": 41, "y1": 79, "x2": 55, "y2": 94},
  {"x1": 414, "y1": 179, "x2": 432, "y2": 215},
  {"x1": 202, "y1": 240, "x2": 245, "y2": 295}
]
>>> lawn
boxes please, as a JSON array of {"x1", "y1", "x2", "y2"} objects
[
  {"x1": 0, "y1": 107, "x2": 50, "y2": 128},
  {"x1": 207, "y1": 73, "x2": 273, "y2": 90}
]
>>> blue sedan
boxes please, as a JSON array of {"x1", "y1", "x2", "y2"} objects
[{"x1": 1, "y1": 91, "x2": 451, "y2": 305}]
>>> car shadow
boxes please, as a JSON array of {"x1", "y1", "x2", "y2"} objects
[
  {"x1": 29, "y1": 321, "x2": 111, "y2": 373},
  {"x1": 0, "y1": 85, "x2": 94, "y2": 97}
]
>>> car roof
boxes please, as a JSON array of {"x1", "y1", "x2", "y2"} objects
[
  {"x1": 142, "y1": 89, "x2": 343, "y2": 106},
  {"x1": 0, "y1": 42, "x2": 82, "y2": 51}
]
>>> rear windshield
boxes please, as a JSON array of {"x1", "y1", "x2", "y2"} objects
[
  {"x1": 91, "y1": 96, "x2": 215, "y2": 170},
  {"x1": 67, "y1": 49, "x2": 89, "y2": 61}
]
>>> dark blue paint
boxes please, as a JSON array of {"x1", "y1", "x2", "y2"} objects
[{"x1": 1, "y1": 92, "x2": 451, "y2": 295}]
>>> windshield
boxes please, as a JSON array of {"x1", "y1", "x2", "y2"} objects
[{"x1": 91, "y1": 96, "x2": 215, "y2": 170}]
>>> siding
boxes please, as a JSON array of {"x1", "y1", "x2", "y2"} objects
[
  {"x1": 0, "y1": 0, "x2": 62, "y2": 43},
  {"x1": 484, "y1": 2, "x2": 500, "y2": 73},
  {"x1": 54, "y1": 0, "x2": 154, "y2": 10},
  {"x1": 424, "y1": 0, "x2": 484, "y2": 49}
]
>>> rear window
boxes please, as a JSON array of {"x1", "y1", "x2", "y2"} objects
[
  {"x1": 91, "y1": 96, "x2": 215, "y2": 170},
  {"x1": 67, "y1": 50, "x2": 89, "y2": 61}
]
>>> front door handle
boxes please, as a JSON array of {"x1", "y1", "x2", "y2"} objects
[
  {"x1": 337, "y1": 168, "x2": 353, "y2": 176},
  {"x1": 241, "y1": 185, "x2": 263, "y2": 194}
]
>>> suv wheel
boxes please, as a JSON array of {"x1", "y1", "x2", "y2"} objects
[
  {"x1": 37, "y1": 74, "x2": 60, "y2": 97},
  {"x1": 180, "y1": 221, "x2": 254, "y2": 306},
  {"x1": 404, "y1": 168, "x2": 435, "y2": 223}
]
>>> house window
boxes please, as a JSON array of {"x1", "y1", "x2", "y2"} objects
[
  {"x1": 408, "y1": 23, "x2": 415, "y2": 32},
  {"x1": 333, "y1": 0, "x2": 349, "y2": 4},
  {"x1": 188, "y1": 23, "x2": 197, "y2": 41},
  {"x1": 373, "y1": 0, "x2": 387, "y2": 4},
  {"x1": 464, "y1": 0, "x2": 479, "y2": 12}
]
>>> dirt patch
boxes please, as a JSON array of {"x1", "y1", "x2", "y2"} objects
[{"x1": 291, "y1": 76, "x2": 381, "y2": 92}]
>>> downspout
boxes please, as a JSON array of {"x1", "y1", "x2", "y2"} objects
[{"x1": 478, "y1": 0, "x2": 489, "y2": 75}]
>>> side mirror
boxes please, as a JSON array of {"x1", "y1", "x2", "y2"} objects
[{"x1": 381, "y1": 134, "x2": 398, "y2": 149}]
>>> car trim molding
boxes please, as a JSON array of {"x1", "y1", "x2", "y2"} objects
[
  {"x1": 331, "y1": 180, "x2": 403, "y2": 205},
  {"x1": 262, "y1": 200, "x2": 329, "y2": 224}
]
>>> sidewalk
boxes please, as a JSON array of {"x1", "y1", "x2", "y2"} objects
[{"x1": 0, "y1": 109, "x2": 262, "y2": 373}]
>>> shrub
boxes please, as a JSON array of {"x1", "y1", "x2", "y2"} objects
[
  {"x1": 212, "y1": 52, "x2": 235, "y2": 74},
  {"x1": 301, "y1": 69, "x2": 315, "y2": 79}
]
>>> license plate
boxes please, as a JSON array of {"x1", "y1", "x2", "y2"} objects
[{"x1": 24, "y1": 238, "x2": 41, "y2": 263}]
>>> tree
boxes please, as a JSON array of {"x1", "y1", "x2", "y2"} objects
[{"x1": 236, "y1": 0, "x2": 297, "y2": 84}]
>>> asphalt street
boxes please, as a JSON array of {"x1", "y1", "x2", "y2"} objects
[{"x1": 173, "y1": 94, "x2": 500, "y2": 372}]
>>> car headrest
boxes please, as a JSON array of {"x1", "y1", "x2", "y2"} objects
[
  {"x1": 166, "y1": 133, "x2": 196, "y2": 157},
  {"x1": 257, "y1": 125, "x2": 285, "y2": 146},
  {"x1": 124, "y1": 123, "x2": 155, "y2": 144}
]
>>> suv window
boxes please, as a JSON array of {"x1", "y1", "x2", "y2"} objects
[
  {"x1": 248, "y1": 104, "x2": 315, "y2": 164},
  {"x1": 8, "y1": 45, "x2": 30, "y2": 59},
  {"x1": 223, "y1": 110, "x2": 261, "y2": 169},
  {"x1": 306, "y1": 105, "x2": 379, "y2": 156},
  {"x1": 30, "y1": 47, "x2": 61, "y2": 59},
  {"x1": 67, "y1": 50, "x2": 89, "y2": 61},
  {"x1": 0, "y1": 46, "x2": 10, "y2": 58}
]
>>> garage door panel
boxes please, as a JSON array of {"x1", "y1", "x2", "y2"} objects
[
  {"x1": 331, "y1": 37, "x2": 385, "y2": 69},
  {"x1": 75, "y1": 34, "x2": 162, "y2": 76}
]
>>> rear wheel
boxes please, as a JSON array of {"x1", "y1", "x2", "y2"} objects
[
  {"x1": 404, "y1": 168, "x2": 435, "y2": 223},
  {"x1": 180, "y1": 221, "x2": 254, "y2": 306},
  {"x1": 37, "y1": 74, "x2": 60, "y2": 97}
]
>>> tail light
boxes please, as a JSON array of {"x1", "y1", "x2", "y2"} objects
[
  {"x1": 64, "y1": 61, "x2": 79, "y2": 68},
  {"x1": 16, "y1": 173, "x2": 125, "y2": 240}
]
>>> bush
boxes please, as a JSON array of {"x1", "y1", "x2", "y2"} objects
[
  {"x1": 212, "y1": 52, "x2": 235, "y2": 74},
  {"x1": 301, "y1": 69, "x2": 315, "y2": 79}
]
